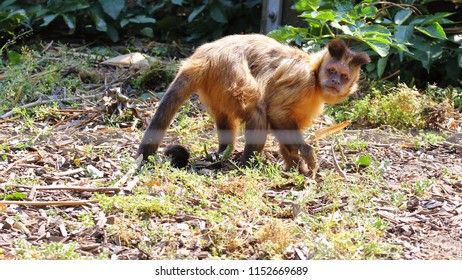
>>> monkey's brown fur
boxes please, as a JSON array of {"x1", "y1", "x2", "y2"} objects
[{"x1": 138, "y1": 34, "x2": 370, "y2": 174}]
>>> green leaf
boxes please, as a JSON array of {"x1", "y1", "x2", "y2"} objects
[
  {"x1": 377, "y1": 56, "x2": 388, "y2": 78},
  {"x1": 90, "y1": 12, "x2": 107, "y2": 32},
  {"x1": 358, "y1": 25, "x2": 391, "y2": 37},
  {"x1": 120, "y1": 18, "x2": 129, "y2": 27},
  {"x1": 140, "y1": 27, "x2": 153, "y2": 38},
  {"x1": 99, "y1": 0, "x2": 125, "y2": 20},
  {"x1": 415, "y1": 22, "x2": 447, "y2": 40},
  {"x1": 410, "y1": 12, "x2": 453, "y2": 25},
  {"x1": 40, "y1": 14, "x2": 58, "y2": 27},
  {"x1": 0, "y1": 0, "x2": 16, "y2": 9},
  {"x1": 295, "y1": 0, "x2": 321, "y2": 12},
  {"x1": 188, "y1": 5, "x2": 206, "y2": 22},
  {"x1": 60, "y1": 3, "x2": 90, "y2": 14},
  {"x1": 357, "y1": 4, "x2": 378, "y2": 18},
  {"x1": 394, "y1": 9, "x2": 412, "y2": 25},
  {"x1": 5, "y1": 192, "x2": 27, "y2": 200},
  {"x1": 362, "y1": 39, "x2": 390, "y2": 57},
  {"x1": 210, "y1": 4, "x2": 227, "y2": 23},
  {"x1": 222, "y1": 144, "x2": 233, "y2": 160},
  {"x1": 129, "y1": 15, "x2": 156, "y2": 24},
  {"x1": 171, "y1": 0, "x2": 183, "y2": 5},
  {"x1": 390, "y1": 42, "x2": 412, "y2": 55},
  {"x1": 356, "y1": 155, "x2": 371, "y2": 167},
  {"x1": 106, "y1": 24, "x2": 119, "y2": 42},
  {"x1": 308, "y1": 10, "x2": 336, "y2": 21},
  {"x1": 394, "y1": 25, "x2": 414, "y2": 43},
  {"x1": 61, "y1": 14, "x2": 76, "y2": 31},
  {"x1": 411, "y1": 38, "x2": 443, "y2": 72},
  {"x1": 7, "y1": 50, "x2": 21, "y2": 65}
]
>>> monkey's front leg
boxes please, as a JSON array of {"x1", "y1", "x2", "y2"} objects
[
  {"x1": 271, "y1": 122, "x2": 318, "y2": 175},
  {"x1": 300, "y1": 142, "x2": 318, "y2": 173}
]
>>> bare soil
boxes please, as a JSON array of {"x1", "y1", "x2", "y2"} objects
[{"x1": 1, "y1": 103, "x2": 461, "y2": 259}]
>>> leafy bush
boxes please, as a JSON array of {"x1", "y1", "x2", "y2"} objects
[
  {"x1": 268, "y1": 0, "x2": 462, "y2": 88},
  {"x1": 0, "y1": 0, "x2": 29, "y2": 51},
  {"x1": 327, "y1": 83, "x2": 461, "y2": 129},
  {"x1": 0, "y1": 0, "x2": 261, "y2": 44}
]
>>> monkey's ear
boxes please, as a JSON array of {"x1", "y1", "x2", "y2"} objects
[
  {"x1": 327, "y1": 39, "x2": 347, "y2": 59},
  {"x1": 350, "y1": 52, "x2": 371, "y2": 66}
]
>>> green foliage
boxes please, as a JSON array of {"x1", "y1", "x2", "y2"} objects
[
  {"x1": 0, "y1": 0, "x2": 261, "y2": 44},
  {"x1": 268, "y1": 0, "x2": 462, "y2": 87},
  {"x1": 0, "y1": 0, "x2": 28, "y2": 39},
  {"x1": 330, "y1": 84, "x2": 436, "y2": 129},
  {"x1": 153, "y1": 0, "x2": 261, "y2": 42},
  {"x1": 0, "y1": 191, "x2": 27, "y2": 200}
]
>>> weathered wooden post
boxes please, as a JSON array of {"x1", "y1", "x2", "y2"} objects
[
  {"x1": 261, "y1": 0, "x2": 305, "y2": 34},
  {"x1": 261, "y1": 0, "x2": 283, "y2": 34}
]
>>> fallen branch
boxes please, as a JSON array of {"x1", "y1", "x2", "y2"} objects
[
  {"x1": 0, "y1": 199, "x2": 98, "y2": 206},
  {"x1": 53, "y1": 168, "x2": 85, "y2": 177},
  {"x1": 331, "y1": 142, "x2": 347, "y2": 179},
  {"x1": 33, "y1": 186, "x2": 121, "y2": 193},
  {"x1": 0, "y1": 94, "x2": 101, "y2": 119}
]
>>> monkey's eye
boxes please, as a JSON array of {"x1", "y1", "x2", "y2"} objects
[
  {"x1": 327, "y1": 68, "x2": 336, "y2": 74},
  {"x1": 340, "y1": 74, "x2": 349, "y2": 80}
]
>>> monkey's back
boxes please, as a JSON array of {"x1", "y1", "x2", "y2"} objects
[{"x1": 178, "y1": 34, "x2": 316, "y2": 121}]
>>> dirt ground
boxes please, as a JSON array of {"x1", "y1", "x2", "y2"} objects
[{"x1": 1, "y1": 103, "x2": 461, "y2": 259}]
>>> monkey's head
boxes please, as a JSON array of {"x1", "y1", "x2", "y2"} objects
[{"x1": 318, "y1": 39, "x2": 370, "y2": 104}]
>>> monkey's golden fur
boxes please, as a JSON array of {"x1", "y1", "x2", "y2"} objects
[{"x1": 138, "y1": 34, "x2": 370, "y2": 174}]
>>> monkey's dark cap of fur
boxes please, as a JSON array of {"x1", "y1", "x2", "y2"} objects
[
  {"x1": 164, "y1": 144, "x2": 190, "y2": 168},
  {"x1": 327, "y1": 39, "x2": 347, "y2": 59}
]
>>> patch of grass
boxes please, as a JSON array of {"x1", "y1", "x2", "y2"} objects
[
  {"x1": 95, "y1": 192, "x2": 178, "y2": 218},
  {"x1": 14, "y1": 238, "x2": 108, "y2": 260},
  {"x1": 327, "y1": 83, "x2": 455, "y2": 130},
  {"x1": 77, "y1": 211, "x2": 95, "y2": 227},
  {"x1": 354, "y1": 84, "x2": 434, "y2": 129},
  {"x1": 344, "y1": 135, "x2": 368, "y2": 151},
  {"x1": 411, "y1": 131, "x2": 448, "y2": 149},
  {"x1": 135, "y1": 60, "x2": 177, "y2": 92},
  {"x1": 0, "y1": 46, "x2": 88, "y2": 116},
  {"x1": 257, "y1": 219, "x2": 297, "y2": 258}
]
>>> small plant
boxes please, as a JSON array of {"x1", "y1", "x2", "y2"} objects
[
  {"x1": 412, "y1": 178, "x2": 434, "y2": 196},
  {"x1": 345, "y1": 84, "x2": 434, "y2": 129},
  {"x1": 77, "y1": 211, "x2": 95, "y2": 227},
  {"x1": 345, "y1": 135, "x2": 368, "y2": 151},
  {"x1": 95, "y1": 192, "x2": 178, "y2": 218},
  {"x1": 257, "y1": 219, "x2": 296, "y2": 256}
]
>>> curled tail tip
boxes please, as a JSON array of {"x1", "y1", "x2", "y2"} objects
[{"x1": 164, "y1": 144, "x2": 190, "y2": 168}]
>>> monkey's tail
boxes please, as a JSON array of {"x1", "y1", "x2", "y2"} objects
[{"x1": 137, "y1": 71, "x2": 198, "y2": 162}]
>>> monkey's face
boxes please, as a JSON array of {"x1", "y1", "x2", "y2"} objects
[
  {"x1": 318, "y1": 60, "x2": 360, "y2": 104},
  {"x1": 317, "y1": 39, "x2": 371, "y2": 104}
]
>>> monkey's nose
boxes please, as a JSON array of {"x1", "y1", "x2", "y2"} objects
[{"x1": 331, "y1": 79, "x2": 340, "y2": 85}]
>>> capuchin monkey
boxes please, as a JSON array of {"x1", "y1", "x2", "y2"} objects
[{"x1": 137, "y1": 34, "x2": 370, "y2": 174}]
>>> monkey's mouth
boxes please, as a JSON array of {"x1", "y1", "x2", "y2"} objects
[{"x1": 324, "y1": 85, "x2": 340, "y2": 93}]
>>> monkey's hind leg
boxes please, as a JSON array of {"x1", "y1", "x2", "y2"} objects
[
  {"x1": 241, "y1": 102, "x2": 268, "y2": 166},
  {"x1": 215, "y1": 114, "x2": 238, "y2": 154}
]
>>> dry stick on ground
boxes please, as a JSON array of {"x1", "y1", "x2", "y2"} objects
[
  {"x1": 32, "y1": 186, "x2": 121, "y2": 193},
  {"x1": 0, "y1": 95, "x2": 101, "y2": 119},
  {"x1": 0, "y1": 200, "x2": 98, "y2": 206},
  {"x1": 331, "y1": 140, "x2": 347, "y2": 179}
]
